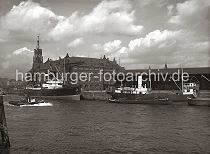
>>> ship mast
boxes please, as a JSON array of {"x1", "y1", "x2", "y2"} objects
[
  {"x1": 63, "y1": 57, "x2": 66, "y2": 85},
  {"x1": 149, "y1": 65, "x2": 151, "y2": 90},
  {"x1": 181, "y1": 68, "x2": 184, "y2": 93},
  {"x1": 37, "y1": 35, "x2": 40, "y2": 49}
]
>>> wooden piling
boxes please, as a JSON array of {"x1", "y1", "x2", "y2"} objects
[{"x1": 0, "y1": 95, "x2": 10, "y2": 148}]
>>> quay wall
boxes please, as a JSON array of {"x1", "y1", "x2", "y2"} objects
[{"x1": 81, "y1": 91, "x2": 111, "y2": 101}]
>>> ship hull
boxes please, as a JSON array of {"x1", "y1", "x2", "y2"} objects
[
  {"x1": 25, "y1": 87, "x2": 81, "y2": 101},
  {"x1": 108, "y1": 98, "x2": 171, "y2": 105},
  {"x1": 188, "y1": 98, "x2": 210, "y2": 106},
  {"x1": 34, "y1": 94, "x2": 81, "y2": 101},
  {"x1": 108, "y1": 92, "x2": 171, "y2": 105},
  {"x1": 168, "y1": 93, "x2": 193, "y2": 102},
  {"x1": 108, "y1": 91, "x2": 193, "y2": 102}
]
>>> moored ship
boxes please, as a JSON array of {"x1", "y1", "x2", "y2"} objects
[
  {"x1": 108, "y1": 76, "x2": 171, "y2": 105},
  {"x1": 108, "y1": 74, "x2": 198, "y2": 104},
  {"x1": 25, "y1": 79, "x2": 81, "y2": 101}
]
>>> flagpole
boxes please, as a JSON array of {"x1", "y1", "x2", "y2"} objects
[
  {"x1": 63, "y1": 57, "x2": 65, "y2": 85},
  {"x1": 149, "y1": 65, "x2": 151, "y2": 91},
  {"x1": 181, "y1": 68, "x2": 184, "y2": 93}
]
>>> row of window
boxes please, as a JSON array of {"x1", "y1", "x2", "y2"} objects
[{"x1": 73, "y1": 67, "x2": 115, "y2": 71}]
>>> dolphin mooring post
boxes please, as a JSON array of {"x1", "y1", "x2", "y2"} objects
[{"x1": 0, "y1": 95, "x2": 10, "y2": 148}]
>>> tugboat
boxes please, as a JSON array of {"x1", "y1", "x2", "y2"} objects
[
  {"x1": 108, "y1": 76, "x2": 171, "y2": 105},
  {"x1": 9, "y1": 93, "x2": 45, "y2": 106},
  {"x1": 9, "y1": 99, "x2": 45, "y2": 106}
]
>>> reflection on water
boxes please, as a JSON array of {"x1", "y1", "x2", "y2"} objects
[
  {"x1": 4, "y1": 100, "x2": 210, "y2": 154},
  {"x1": 0, "y1": 149, "x2": 10, "y2": 154}
]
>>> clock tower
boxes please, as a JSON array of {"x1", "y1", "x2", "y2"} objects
[{"x1": 33, "y1": 35, "x2": 43, "y2": 69}]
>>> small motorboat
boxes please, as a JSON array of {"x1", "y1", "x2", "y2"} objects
[{"x1": 28, "y1": 98, "x2": 44, "y2": 105}]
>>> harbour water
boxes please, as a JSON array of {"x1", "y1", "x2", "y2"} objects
[{"x1": 4, "y1": 99, "x2": 210, "y2": 154}]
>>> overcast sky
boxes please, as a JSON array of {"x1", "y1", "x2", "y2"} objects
[{"x1": 0, "y1": 0, "x2": 209, "y2": 78}]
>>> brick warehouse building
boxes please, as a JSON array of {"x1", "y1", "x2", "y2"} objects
[{"x1": 29, "y1": 36, "x2": 125, "y2": 91}]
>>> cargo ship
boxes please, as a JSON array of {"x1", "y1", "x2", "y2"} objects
[
  {"x1": 108, "y1": 74, "x2": 198, "y2": 104},
  {"x1": 108, "y1": 76, "x2": 171, "y2": 105},
  {"x1": 25, "y1": 79, "x2": 81, "y2": 101}
]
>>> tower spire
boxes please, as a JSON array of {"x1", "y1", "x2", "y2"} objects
[
  {"x1": 37, "y1": 35, "x2": 40, "y2": 49},
  {"x1": 164, "y1": 58, "x2": 168, "y2": 69},
  {"x1": 33, "y1": 35, "x2": 43, "y2": 69},
  {"x1": 113, "y1": 57, "x2": 116, "y2": 63}
]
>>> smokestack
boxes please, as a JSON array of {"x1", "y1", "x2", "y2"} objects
[{"x1": 138, "y1": 76, "x2": 142, "y2": 89}]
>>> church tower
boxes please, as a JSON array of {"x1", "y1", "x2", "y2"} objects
[{"x1": 33, "y1": 35, "x2": 43, "y2": 68}]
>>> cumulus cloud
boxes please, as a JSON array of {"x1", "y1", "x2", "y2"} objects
[
  {"x1": 67, "y1": 37, "x2": 84, "y2": 48},
  {"x1": 124, "y1": 30, "x2": 179, "y2": 64},
  {"x1": 0, "y1": 47, "x2": 33, "y2": 78},
  {"x1": 103, "y1": 40, "x2": 122, "y2": 53},
  {"x1": 83, "y1": 0, "x2": 143, "y2": 35},
  {"x1": 92, "y1": 40, "x2": 122, "y2": 57},
  {"x1": 13, "y1": 47, "x2": 33, "y2": 55},
  {"x1": 128, "y1": 30, "x2": 179, "y2": 51},
  {"x1": 167, "y1": 5, "x2": 174, "y2": 16},
  {"x1": 1, "y1": 0, "x2": 59, "y2": 40},
  {"x1": 50, "y1": 0, "x2": 143, "y2": 39},
  {"x1": 164, "y1": 0, "x2": 210, "y2": 68},
  {"x1": 0, "y1": 0, "x2": 143, "y2": 41},
  {"x1": 107, "y1": 29, "x2": 209, "y2": 68},
  {"x1": 92, "y1": 43, "x2": 102, "y2": 50},
  {"x1": 91, "y1": 30, "x2": 181, "y2": 65},
  {"x1": 168, "y1": 0, "x2": 210, "y2": 29},
  {"x1": 137, "y1": 0, "x2": 169, "y2": 8}
]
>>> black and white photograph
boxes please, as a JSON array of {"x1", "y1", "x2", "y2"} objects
[{"x1": 0, "y1": 0, "x2": 210, "y2": 153}]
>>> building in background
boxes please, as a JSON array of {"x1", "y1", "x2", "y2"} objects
[
  {"x1": 25, "y1": 36, "x2": 210, "y2": 91},
  {"x1": 29, "y1": 36, "x2": 125, "y2": 91},
  {"x1": 126, "y1": 66, "x2": 210, "y2": 90}
]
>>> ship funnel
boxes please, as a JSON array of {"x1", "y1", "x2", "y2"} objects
[{"x1": 138, "y1": 76, "x2": 142, "y2": 89}]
